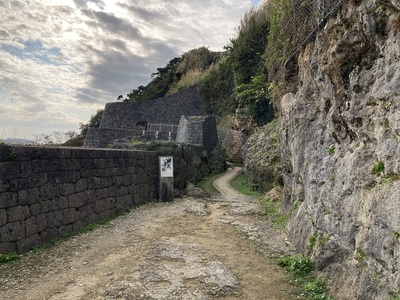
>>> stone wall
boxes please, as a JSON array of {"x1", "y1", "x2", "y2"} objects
[
  {"x1": 99, "y1": 86, "x2": 206, "y2": 129},
  {"x1": 84, "y1": 128, "x2": 177, "y2": 148},
  {"x1": 0, "y1": 145, "x2": 158, "y2": 254},
  {"x1": 176, "y1": 116, "x2": 219, "y2": 153}
]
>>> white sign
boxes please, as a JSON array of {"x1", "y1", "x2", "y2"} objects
[{"x1": 159, "y1": 156, "x2": 173, "y2": 177}]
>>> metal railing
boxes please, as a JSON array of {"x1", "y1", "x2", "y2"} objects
[{"x1": 147, "y1": 123, "x2": 179, "y2": 133}]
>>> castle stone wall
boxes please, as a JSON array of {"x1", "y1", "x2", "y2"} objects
[
  {"x1": 100, "y1": 86, "x2": 206, "y2": 129},
  {"x1": 176, "y1": 116, "x2": 218, "y2": 153},
  {"x1": 0, "y1": 145, "x2": 158, "y2": 254}
]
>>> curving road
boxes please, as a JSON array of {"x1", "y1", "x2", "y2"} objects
[{"x1": 213, "y1": 166, "x2": 243, "y2": 195}]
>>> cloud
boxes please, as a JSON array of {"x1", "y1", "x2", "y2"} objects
[{"x1": 0, "y1": 0, "x2": 257, "y2": 138}]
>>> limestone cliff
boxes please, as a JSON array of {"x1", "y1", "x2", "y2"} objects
[{"x1": 280, "y1": 0, "x2": 400, "y2": 299}]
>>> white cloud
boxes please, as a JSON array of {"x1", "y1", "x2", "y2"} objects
[{"x1": 0, "y1": 0, "x2": 259, "y2": 139}]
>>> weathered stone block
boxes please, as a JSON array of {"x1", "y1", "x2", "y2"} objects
[
  {"x1": 105, "y1": 197, "x2": 116, "y2": 210},
  {"x1": 0, "y1": 221, "x2": 25, "y2": 242},
  {"x1": 62, "y1": 208, "x2": 79, "y2": 224},
  {"x1": 20, "y1": 160, "x2": 33, "y2": 178},
  {"x1": 99, "y1": 169, "x2": 112, "y2": 178},
  {"x1": 0, "y1": 209, "x2": 7, "y2": 227},
  {"x1": 75, "y1": 178, "x2": 88, "y2": 193},
  {"x1": 46, "y1": 210, "x2": 63, "y2": 228},
  {"x1": 86, "y1": 213, "x2": 99, "y2": 225},
  {"x1": 113, "y1": 176, "x2": 123, "y2": 185},
  {"x1": 0, "y1": 242, "x2": 16, "y2": 254},
  {"x1": 94, "y1": 188, "x2": 109, "y2": 199},
  {"x1": 17, "y1": 187, "x2": 39, "y2": 206},
  {"x1": 0, "y1": 179, "x2": 10, "y2": 193},
  {"x1": 88, "y1": 176, "x2": 102, "y2": 189},
  {"x1": 61, "y1": 158, "x2": 82, "y2": 171},
  {"x1": 0, "y1": 192, "x2": 18, "y2": 208},
  {"x1": 28, "y1": 173, "x2": 48, "y2": 188},
  {"x1": 49, "y1": 171, "x2": 81, "y2": 184},
  {"x1": 7, "y1": 206, "x2": 31, "y2": 222},
  {"x1": 98, "y1": 209, "x2": 113, "y2": 220},
  {"x1": 72, "y1": 219, "x2": 86, "y2": 232},
  {"x1": 31, "y1": 160, "x2": 48, "y2": 172},
  {"x1": 0, "y1": 162, "x2": 20, "y2": 180},
  {"x1": 82, "y1": 190, "x2": 95, "y2": 205},
  {"x1": 68, "y1": 193, "x2": 83, "y2": 208},
  {"x1": 59, "y1": 183, "x2": 75, "y2": 196},
  {"x1": 58, "y1": 224, "x2": 73, "y2": 237},
  {"x1": 79, "y1": 205, "x2": 94, "y2": 218},
  {"x1": 26, "y1": 216, "x2": 39, "y2": 236},
  {"x1": 17, "y1": 233, "x2": 41, "y2": 253},
  {"x1": 80, "y1": 159, "x2": 96, "y2": 170},
  {"x1": 38, "y1": 184, "x2": 60, "y2": 199},
  {"x1": 40, "y1": 228, "x2": 59, "y2": 243},
  {"x1": 35, "y1": 213, "x2": 47, "y2": 232},
  {"x1": 9, "y1": 178, "x2": 30, "y2": 192},
  {"x1": 94, "y1": 199, "x2": 106, "y2": 213},
  {"x1": 52, "y1": 197, "x2": 69, "y2": 210},
  {"x1": 122, "y1": 174, "x2": 135, "y2": 186},
  {"x1": 30, "y1": 201, "x2": 51, "y2": 215}
]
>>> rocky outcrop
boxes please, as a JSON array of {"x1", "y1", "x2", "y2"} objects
[
  {"x1": 280, "y1": 0, "x2": 400, "y2": 299},
  {"x1": 218, "y1": 128, "x2": 246, "y2": 163},
  {"x1": 241, "y1": 119, "x2": 282, "y2": 193}
]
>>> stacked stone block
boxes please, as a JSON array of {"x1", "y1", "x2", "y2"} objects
[
  {"x1": 0, "y1": 145, "x2": 158, "y2": 254},
  {"x1": 176, "y1": 116, "x2": 219, "y2": 153}
]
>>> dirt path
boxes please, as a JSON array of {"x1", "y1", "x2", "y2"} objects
[
  {"x1": 213, "y1": 166, "x2": 243, "y2": 195},
  {"x1": 0, "y1": 168, "x2": 297, "y2": 300}
]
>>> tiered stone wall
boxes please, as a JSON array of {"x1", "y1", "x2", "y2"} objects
[
  {"x1": 83, "y1": 86, "x2": 206, "y2": 148},
  {"x1": 100, "y1": 86, "x2": 206, "y2": 129},
  {"x1": 176, "y1": 116, "x2": 218, "y2": 153},
  {"x1": 0, "y1": 145, "x2": 158, "y2": 254}
]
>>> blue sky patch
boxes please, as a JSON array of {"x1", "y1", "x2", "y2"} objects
[{"x1": 0, "y1": 39, "x2": 64, "y2": 66}]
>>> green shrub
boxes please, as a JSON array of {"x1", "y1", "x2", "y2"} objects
[
  {"x1": 372, "y1": 161, "x2": 385, "y2": 174},
  {"x1": 0, "y1": 252, "x2": 20, "y2": 265},
  {"x1": 277, "y1": 254, "x2": 313, "y2": 277},
  {"x1": 277, "y1": 254, "x2": 333, "y2": 299}
]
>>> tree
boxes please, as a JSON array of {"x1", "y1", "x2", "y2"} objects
[
  {"x1": 79, "y1": 109, "x2": 104, "y2": 136},
  {"x1": 33, "y1": 130, "x2": 79, "y2": 145},
  {"x1": 234, "y1": 74, "x2": 274, "y2": 125}
]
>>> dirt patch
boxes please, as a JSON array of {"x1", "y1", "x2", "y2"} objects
[{"x1": 0, "y1": 168, "x2": 297, "y2": 300}]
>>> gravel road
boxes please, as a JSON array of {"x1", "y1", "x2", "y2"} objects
[{"x1": 0, "y1": 167, "x2": 297, "y2": 300}]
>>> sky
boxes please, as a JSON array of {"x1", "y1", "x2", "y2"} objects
[{"x1": 0, "y1": 0, "x2": 262, "y2": 140}]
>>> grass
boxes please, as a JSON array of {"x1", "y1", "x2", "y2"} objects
[
  {"x1": 197, "y1": 172, "x2": 221, "y2": 194},
  {"x1": 230, "y1": 172, "x2": 262, "y2": 197},
  {"x1": 259, "y1": 196, "x2": 288, "y2": 228},
  {"x1": 277, "y1": 254, "x2": 333, "y2": 300},
  {"x1": 0, "y1": 252, "x2": 20, "y2": 265},
  {"x1": 372, "y1": 161, "x2": 385, "y2": 174}
]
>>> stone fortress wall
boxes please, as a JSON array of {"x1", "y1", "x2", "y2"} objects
[
  {"x1": 84, "y1": 86, "x2": 208, "y2": 148},
  {"x1": 100, "y1": 86, "x2": 206, "y2": 129},
  {"x1": 0, "y1": 145, "x2": 158, "y2": 254},
  {"x1": 176, "y1": 116, "x2": 219, "y2": 153}
]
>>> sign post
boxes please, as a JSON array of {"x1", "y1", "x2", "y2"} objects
[{"x1": 159, "y1": 156, "x2": 174, "y2": 202}]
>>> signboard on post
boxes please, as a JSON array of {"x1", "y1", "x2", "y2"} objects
[
  {"x1": 159, "y1": 156, "x2": 174, "y2": 202},
  {"x1": 160, "y1": 156, "x2": 173, "y2": 177}
]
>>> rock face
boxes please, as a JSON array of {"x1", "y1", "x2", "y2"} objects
[
  {"x1": 280, "y1": 1, "x2": 400, "y2": 299},
  {"x1": 218, "y1": 128, "x2": 246, "y2": 163},
  {"x1": 241, "y1": 119, "x2": 282, "y2": 193}
]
